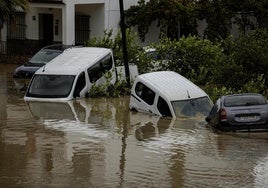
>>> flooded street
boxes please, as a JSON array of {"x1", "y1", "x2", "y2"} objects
[{"x1": 1, "y1": 64, "x2": 268, "y2": 188}]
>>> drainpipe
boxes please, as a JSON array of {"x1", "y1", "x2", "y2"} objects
[{"x1": 119, "y1": 0, "x2": 130, "y2": 87}]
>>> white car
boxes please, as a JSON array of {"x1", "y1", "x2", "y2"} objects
[
  {"x1": 129, "y1": 71, "x2": 213, "y2": 118},
  {"x1": 24, "y1": 47, "x2": 117, "y2": 101}
]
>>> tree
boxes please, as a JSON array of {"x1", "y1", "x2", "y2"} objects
[
  {"x1": 221, "y1": 29, "x2": 268, "y2": 89},
  {"x1": 196, "y1": 0, "x2": 234, "y2": 41},
  {"x1": 125, "y1": 0, "x2": 198, "y2": 41},
  {"x1": 0, "y1": 0, "x2": 29, "y2": 29},
  {"x1": 196, "y1": 0, "x2": 268, "y2": 40},
  {"x1": 126, "y1": 0, "x2": 268, "y2": 42}
]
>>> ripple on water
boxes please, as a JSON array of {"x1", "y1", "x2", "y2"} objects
[{"x1": 43, "y1": 120, "x2": 111, "y2": 141}]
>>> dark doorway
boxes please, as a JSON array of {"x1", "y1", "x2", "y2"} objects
[{"x1": 39, "y1": 14, "x2": 54, "y2": 47}]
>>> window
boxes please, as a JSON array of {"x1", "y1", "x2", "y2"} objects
[
  {"x1": 87, "y1": 55, "x2": 113, "y2": 83},
  {"x1": 157, "y1": 96, "x2": 172, "y2": 117},
  {"x1": 88, "y1": 63, "x2": 103, "y2": 83},
  {"x1": 102, "y1": 55, "x2": 113, "y2": 71},
  {"x1": 224, "y1": 95, "x2": 267, "y2": 107},
  {"x1": 73, "y1": 72, "x2": 86, "y2": 98},
  {"x1": 135, "y1": 82, "x2": 155, "y2": 105},
  {"x1": 27, "y1": 75, "x2": 75, "y2": 98},
  {"x1": 171, "y1": 97, "x2": 212, "y2": 117},
  {"x1": 7, "y1": 12, "x2": 26, "y2": 40}
]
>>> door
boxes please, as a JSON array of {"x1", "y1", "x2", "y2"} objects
[
  {"x1": 131, "y1": 82, "x2": 156, "y2": 115},
  {"x1": 39, "y1": 14, "x2": 53, "y2": 47}
]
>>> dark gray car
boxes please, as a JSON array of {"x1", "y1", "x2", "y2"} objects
[
  {"x1": 206, "y1": 93, "x2": 268, "y2": 131},
  {"x1": 13, "y1": 44, "x2": 72, "y2": 78}
]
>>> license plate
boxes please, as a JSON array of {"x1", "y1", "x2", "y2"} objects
[{"x1": 239, "y1": 116, "x2": 257, "y2": 120}]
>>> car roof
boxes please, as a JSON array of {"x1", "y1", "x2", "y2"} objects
[
  {"x1": 136, "y1": 71, "x2": 209, "y2": 101},
  {"x1": 41, "y1": 44, "x2": 74, "y2": 51},
  {"x1": 220, "y1": 93, "x2": 267, "y2": 106},
  {"x1": 223, "y1": 93, "x2": 264, "y2": 97},
  {"x1": 35, "y1": 47, "x2": 112, "y2": 76},
  {"x1": 221, "y1": 93, "x2": 266, "y2": 100}
]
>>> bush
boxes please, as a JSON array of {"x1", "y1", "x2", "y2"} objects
[
  {"x1": 87, "y1": 71, "x2": 130, "y2": 98},
  {"x1": 85, "y1": 29, "x2": 268, "y2": 99},
  {"x1": 220, "y1": 29, "x2": 268, "y2": 88},
  {"x1": 84, "y1": 29, "x2": 149, "y2": 72},
  {"x1": 152, "y1": 36, "x2": 226, "y2": 85}
]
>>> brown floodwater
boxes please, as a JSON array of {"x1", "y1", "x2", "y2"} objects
[{"x1": 1, "y1": 63, "x2": 268, "y2": 188}]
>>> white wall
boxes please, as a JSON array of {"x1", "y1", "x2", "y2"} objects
[
  {"x1": 53, "y1": 9, "x2": 63, "y2": 42},
  {"x1": 104, "y1": 0, "x2": 156, "y2": 45},
  {"x1": 25, "y1": 7, "x2": 39, "y2": 40},
  {"x1": 76, "y1": 4, "x2": 105, "y2": 38},
  {"x1": 26, "y1": 6, "x2": 63, "y2": 41}
]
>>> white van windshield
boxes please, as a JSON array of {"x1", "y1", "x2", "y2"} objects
[
  {"x1": 171, "y1": 96, "x2": 212, "y2": 117},
  {"x1": 27, "y1": 75, "x2": 75, "y2": 98}
]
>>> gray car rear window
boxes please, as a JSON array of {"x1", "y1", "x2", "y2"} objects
[{"x1": 224, "y1": 95, "x2": 267, "y2": 107}]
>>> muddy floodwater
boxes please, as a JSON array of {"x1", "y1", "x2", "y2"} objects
[{"x1": 1, "y1": 64, "x2": 268, "y2": 188}]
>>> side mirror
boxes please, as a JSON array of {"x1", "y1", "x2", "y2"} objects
[{"x1": 205, "y1": 117, "x2": 211, "y2": 123}]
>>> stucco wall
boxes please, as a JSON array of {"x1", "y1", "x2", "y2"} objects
[
  {"x1": 25, "y1": 6, "x2": 62, "y2": 42},
  {"x1": 76, "y1": 4, "x2": 104, "y2": 39}
]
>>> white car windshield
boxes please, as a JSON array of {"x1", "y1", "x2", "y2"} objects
[
  {"x1": 27, "y1": 75, "x2": 75, "y2": 98},
  {"x1": 171, "y1": 96, "x2": 212, "y2": 117}
]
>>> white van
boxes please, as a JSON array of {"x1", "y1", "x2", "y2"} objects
[
  {"x1": 24, "y1": 47, "x2": 117, "y2": 101},
  {"x1": 129, "y1": 71, "x2": 213, "y2": 118}
]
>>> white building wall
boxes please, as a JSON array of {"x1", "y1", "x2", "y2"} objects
[
  {"x1": 104, "y1": 0, "x2": 154, "y2": 44},
  {"x1": 25, "y1": 7, "x2": 39, "y2": 40},
  {"x1": 5, "y1": 0, "x2": 256, "y2": 49},
  {"x1": 0, "y1": 0, "x2": 156, "y2": 47},
  {"x1": 62, "y1": 1, "x2": 75, "y2": 45},
  {"x1": 27, "y1": 3, "x2": 64, "y2": 41},
  {"x1": 53, "y1": 9, "x2": 63, "y2": 42},
  {"x1": 76, "y1": 4, "x2": 105, "y2": 39}
]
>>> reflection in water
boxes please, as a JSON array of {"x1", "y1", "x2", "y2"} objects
[{"x1": 1, "y1": 64, "x2": 268, "y2": 187}]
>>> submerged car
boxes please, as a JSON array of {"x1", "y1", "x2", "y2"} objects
[
  {"x1": 143, "y1": 47, "x2": 169, "y2": 71},
  {"x1": 13, "y1": 44, "x2": 72, "y2": 78},
  {"x1": 206, "y1": 93, "x2": 268, "y2": 131},
  {"x1": 129, "y1": 71, "x2": 213, "y2": 118},
  {"x1": 24, "y1": 47, "x2": 117, "y2": 101}
]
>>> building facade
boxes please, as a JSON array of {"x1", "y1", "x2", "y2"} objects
[
  {"x1": 0, "y1": 0, "x2": 144, "y2": 55},
  {"x1": 1, "y1": 0, "x2": 253, "y2": 56}
]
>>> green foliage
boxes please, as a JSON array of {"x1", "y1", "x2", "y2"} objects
[
  {"x1": 125, "y1": 0, "x2": 198, "y2": 41},
  {"x1": 150, "y1": 31, "x2": 268, "y2": 100},
  {"x1": 196, "y1": 0, "x2": 234, "y2": 41},
  {"x1": 152, "y1": 36, "x2": 226, "y2": 85},
  {"x1": 203, "y1": 84, "x2": 233, "y2": 102},
  {"x1": 203, "y1": 75, "x2": 268, "y2": 102},
  {"x1": 84, "y1": 29, "x2": 152, "y2": 74},
  {"x1": 125, "y1": 0, "x2": 268, "y2": 42},
  {"x1": 239, "y1": 75, "x2": 268, "y2": 96},
  {"x1": 0, "y1": 0, "x2": 29, "y2": 28},
  {"x1": 85, "y1": 29, "x2": 145, "y2": 65},
  {"x1": 87, "y1": 71, "x2": 130, "y2": 98},
  {"x1": 219, "y1": 29, "x2": 268, "y2": 88},
  {"x1": 85, "y1": 28, "x2": 268, "y2": 100}
]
